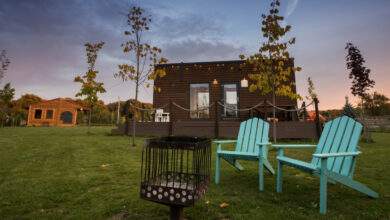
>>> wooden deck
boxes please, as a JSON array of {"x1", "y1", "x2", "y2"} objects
[{"x1": 112, "y1": 121, "x2": 318, "y2": 139}]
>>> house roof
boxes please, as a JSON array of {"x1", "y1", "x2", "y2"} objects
[
  {"x1": 155, "y1": 60, "x2": 243, "y2": 67},
  {"x1": 30, "y1": 98, "x2": 83, "y2": 109},
  {"x1": 155, "y1": 58, "x2": 295, "y2": 68}
]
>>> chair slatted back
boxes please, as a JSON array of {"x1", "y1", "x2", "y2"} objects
[
  {"x1": 235, "y1": 118, "x2": 269, "y2": 156},
  {"x1": 311, "y1": 116, "x2": 362, "y2": 176}
]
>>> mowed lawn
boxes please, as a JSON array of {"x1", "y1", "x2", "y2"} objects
[{"x1": 0, "y1": 127, "x2": 389, "y2": 219}]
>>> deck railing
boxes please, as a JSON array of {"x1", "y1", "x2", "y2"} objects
[{"x1": 114, "y1": 98, "x2": 321, "y2": 140}]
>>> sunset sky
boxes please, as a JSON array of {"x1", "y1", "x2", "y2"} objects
[{"x1": 0, "y1": 0, "x2": 389, "y2": 110}]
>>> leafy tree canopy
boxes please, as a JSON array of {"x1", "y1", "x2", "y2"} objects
[
  {"x1": 74, "y1": 42, "x2": 106, "y2": 107},
  {"x1": 240, "y1": 0, "x2": 301, "y2": 100},
  {"x1": 362, "y1": 92, "x2": 390, "y2": 116},
  {"x1": 306, "y1": 77, "x2": 318, "y2": 101},
  {"x1": 15, "y1": 94, "x2": 42, "y2": 110},
  {"x1": 0, "y1": 50, "x2": 10, "y2": 83},
  {"x1": 345, "y1": 42, "x2": 375, "y2": 98},
  {"x1": 0, "y1": 83, "x2": 15, "y2": 107},
  {"x1": 114, "y1": 5, "x2": 167, "y2": 97},
  {"x1": 342, "y1": 96, "x2": 357, "y2": 119}
]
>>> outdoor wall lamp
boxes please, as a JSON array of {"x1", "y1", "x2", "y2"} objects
[
  {"x1": 213, "y1": 79, "x2": 218, "y2": 85},
  {"x1": 240, "y1": 77, "x2": 248, "y2": 88}
]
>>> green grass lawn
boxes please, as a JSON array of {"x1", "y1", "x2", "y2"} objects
[{"x1": 0, "y1": 127, "x2": 389, "y2": 219}]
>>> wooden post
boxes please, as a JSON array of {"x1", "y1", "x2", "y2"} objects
[
  {"x1": 132, "y1": 106, "x2": 136, "y2": 147},
  {"x1": 124, "y1": 102, "x2": 129, "y2": 135},
  {"x1": 169, "y1": 100, "x2": 173, "y2": 136},
  {"x1": 214, "y1": 100, "x2": 219, "y2": 138},
  {"x1": 116, "y1": 96, "x2": 120, "y2": 125},
  {"x1": 314, "y1": 98, "x2": 321, "y2": 139},
  {"x1": 250, "y1": 109, "x2": 253, "y2": 118},
  {"x1": 302, "y1": 101, "x2": 307, "y2": 121},
  {"x1": 284, "y1": 108, "x2": 288, "y2": 121}
]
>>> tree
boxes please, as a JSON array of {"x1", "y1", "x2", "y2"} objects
[
  {"x1": 362, "y1": 92, "x2": 390, "y2": 116},
  {"x1": 114, "y1": 5, "x2": 167, "y2": 146},
  {"x1": 0, "y1": 50, "x2": 10, "y2": 83},
  {"x1": 345, "y1": 42, "x2": 375, "y2": 141},
  {"x1": 240, "y1": 0, "x2": 301, "y2": 142},
  {"x1": 0, "y1": 83, "x2": 15, "y2": 126},
  {"x1": 0, "y1": 83, "x2": 15, "y2": 105},
  {"x1": 12, "y1": 94, "x2": 42, "y2": 125},
  {"x1": 306, "y1": 77, "x2": 318, "y2": 101},
  {"x1": 74, "y1": 42, "x2": 106, "y2": 133},
  {"x1": 15, "y1": 94, "x2": 42, "y2": 110},
  {"x1": 345, "y1": 43, "x2": 375, "y2": 97},
  {"x1": 342, "y1": 96, "x2": 357, "y2": 119},
  {"x1": 90, "y1": 100, "x2": 112, "y2": 125}
]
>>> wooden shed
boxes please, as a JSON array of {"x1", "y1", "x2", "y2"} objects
[
  {"x1": 153, "y1": 60, "x2": 298, "y2": 122},
  {"x1": 27, "y1": 98, "x2": 83, "y2": 126}
]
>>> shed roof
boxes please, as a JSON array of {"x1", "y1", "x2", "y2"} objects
[{"x1": 30, "y1": 98, "x2": 83, "y2": 109}]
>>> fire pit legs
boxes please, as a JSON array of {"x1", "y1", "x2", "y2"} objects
[{"x1": 170, "y1": 205, "x2": 184, "y2": 220}]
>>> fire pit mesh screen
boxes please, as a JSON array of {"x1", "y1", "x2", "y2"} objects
[{"x1": 140, "y1": 136, "x2": 211, "y2": 206}]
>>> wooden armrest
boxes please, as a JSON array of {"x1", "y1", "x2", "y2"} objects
[
  {"x1": 213, "y1": 140, "x2": 237, "y2": 144},
  {"x1": 313, "y1": 151, "x2": 361, "y2": 158},
  {"x1": 272, "y1": 144, "x2": 316, "y2": 149},
  {"x1": 256, "y1": 142, "x2": 271, "y2": 146}
]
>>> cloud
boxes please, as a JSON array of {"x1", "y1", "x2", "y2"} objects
[
  {"x1": 162, "y1": 39, "x2": 246, "y2": 62},
  {"x1": 0, "y1": 0, "x2": 128, "y2": 93},
  {"x1": 152, "y1": 13, "x2": 225, "y2": 42},
  {"x1": 285, "y1": 0, "x2": 299, "y2": 18},
  {"x1": 0, "y1": 0, "x2": 247, "y2": 102}
]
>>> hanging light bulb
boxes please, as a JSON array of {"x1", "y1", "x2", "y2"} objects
[{"x1": 241, "y1": 77, "x2": 248, "y2": 88}]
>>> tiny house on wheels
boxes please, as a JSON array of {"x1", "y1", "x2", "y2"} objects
[
  {"x1": 27, "y1": 98, "x2": 83, "y2": 126},
  {"x1": 153, "y1": 60, "x2": 298, "y2": 122}
]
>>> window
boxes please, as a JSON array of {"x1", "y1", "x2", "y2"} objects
[
  {"x1": 60, "y1": 111, "x2": 73, "y2": 124},
  {"x1": 34, "y1": 109, "x2": 42, "y2": 119},
  {"x1": 190, "y1": 84, "x2": 209, "y2": 119},
  {"x1": 223, "y1": 84, "x2": 238, "y2": 117},
  {"x1": 46, "y1": 109, "x2": 54, "y2": 119}
]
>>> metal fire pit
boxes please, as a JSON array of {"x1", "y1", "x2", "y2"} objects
[{"x1": 140, "y1": 136, "x2": 211, "y2": 220}]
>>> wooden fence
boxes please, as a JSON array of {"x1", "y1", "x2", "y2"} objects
[{"x1": 361, "y1": 115, "x2": 390, "y2": 131}]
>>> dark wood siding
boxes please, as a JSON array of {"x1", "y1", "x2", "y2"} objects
[
  {"x1": 153, "y1": 60, "x2": 297, "y2": 121},
  {"x1": 113, "y1": 121, "x2": 318, "y2": 139}
]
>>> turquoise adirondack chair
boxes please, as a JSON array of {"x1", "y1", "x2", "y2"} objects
[
  {"x1": 215, "y1": 118, "x2": 275, "y2": 191},
  {"x1": 274, "y1": 116, "x2": 379, "y2": 214}
]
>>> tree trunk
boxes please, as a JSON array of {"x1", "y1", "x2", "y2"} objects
[
  {"x1": 132, "y1": 38, "x2": 140, "y2": 147},
  {"x1": 314, "y1": 98, "x2": 321, "y2": 140},
  {"x1": 117, "y1": 97, "x2": 120, "y2": 125},
  {"x1": 88, "y1": 106, "x2": 92, "y2": 134},
  {"x1": 272, "y1": 86, "x2": 277, "y2": 143},
  {"x1": 361, "y1": 98, "x2": 373, "y2": 143},
  {"x1": 132, "y1": 84, "x2": 138, "y2": 147}
]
